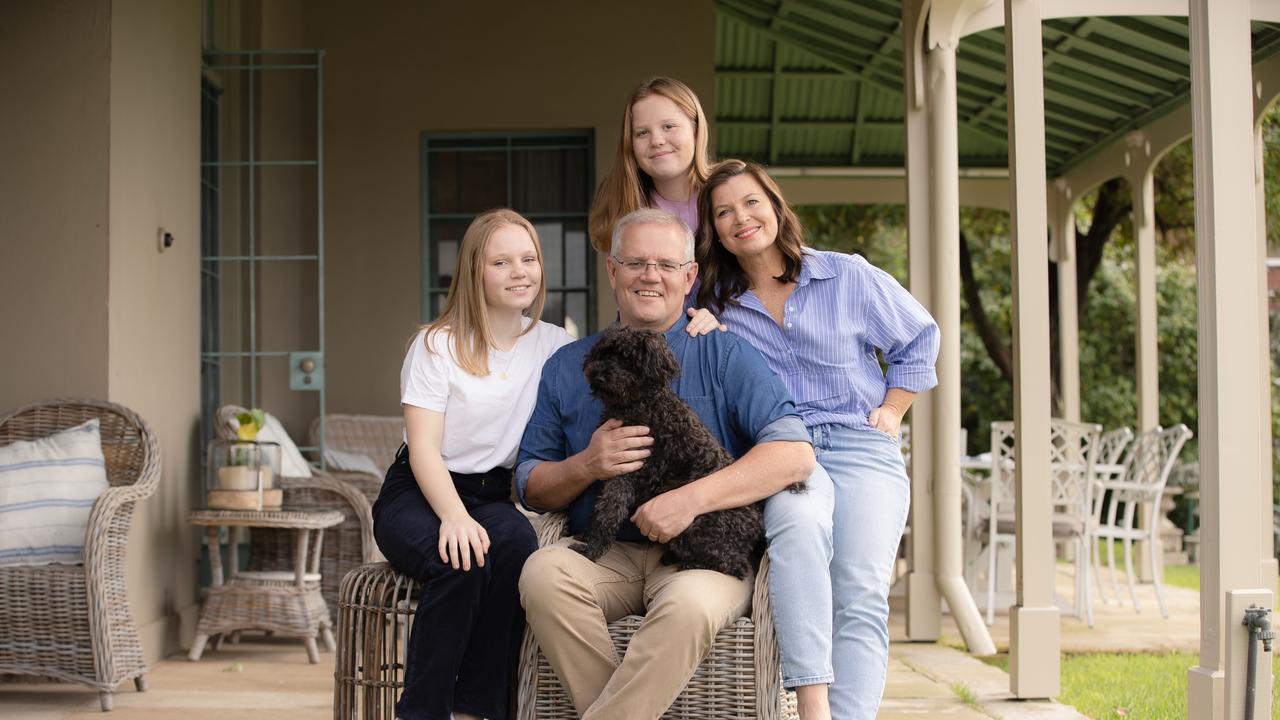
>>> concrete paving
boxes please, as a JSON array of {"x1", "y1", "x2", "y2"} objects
[{"x1": 1, "y1": 563, "x2": 1195, "y2": 719}]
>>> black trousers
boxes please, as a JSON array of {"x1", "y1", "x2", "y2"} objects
[{"x1": 372, "y1": 446, "x2": 538, "y2": 720}]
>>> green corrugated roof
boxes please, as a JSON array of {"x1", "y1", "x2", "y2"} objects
[{"x1": 714, "y1": 0, "x2": 1280, "y2": 174}]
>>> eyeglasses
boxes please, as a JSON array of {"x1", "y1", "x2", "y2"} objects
[{"x1": 611, "y1": 256, "x2": 694, "y2": 275}]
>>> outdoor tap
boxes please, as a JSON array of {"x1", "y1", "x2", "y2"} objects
[
  {"x1": 1244, "y1": 605, "x2": 1275, "y2": 652},
  {"x1": 1244, "y1": 605, "x2": 1274, "y2": 720}
]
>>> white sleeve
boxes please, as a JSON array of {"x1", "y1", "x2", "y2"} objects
[
  {"x1": 400, "y1": 330, "x2": 450, "y2": 411},
  {"x1": 540, "y1": 321, "x2": 575, "y2": 354}
]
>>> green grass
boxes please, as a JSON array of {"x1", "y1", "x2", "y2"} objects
[
  {"x1": 976, "y1": 562, "x2": 1280, "y2": 717},
  {"x1": 1161, "y1": 563, "x2": 1200, "y2": 591},
  {"x1": 978, "y1": 651, "x2": 1280, "y2": 719},
  {"x1": 950, "y1": 682, "x2": 979, "y2": 708}
]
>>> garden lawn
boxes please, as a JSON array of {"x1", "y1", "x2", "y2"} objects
[
  {"x1": 981, "y1": 651, "x2": 1280, "y2": 719},
  {"x1": 982, "y1": 564, "x2": 1277, "y2": 718}
]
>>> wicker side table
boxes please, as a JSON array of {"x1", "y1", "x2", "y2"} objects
[{"x1": 188, "y1": 509, "x2": 344, "y2": 663}]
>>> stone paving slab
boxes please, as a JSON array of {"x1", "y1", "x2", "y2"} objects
[
  {"x1": 890, "y1": 563, "x2": 1201, "y2": 654},
  {"x1": 0, "y1": 559, "x2": 1199, "y2": 719},
  {"x1": 891, "y1": 643, "x2": 1090, "y2": 720}
]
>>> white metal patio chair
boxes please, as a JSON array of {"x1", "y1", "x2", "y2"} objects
[
  {"x1": 1092, "y1": 424, "x2": 1193, "y2": 618},
  {"x1": 1088, "y1": 426, "x2": 1133, "y2": 606},
  {"x1": 981, "y1": 419, "x2": 1101, "y2": 625}
]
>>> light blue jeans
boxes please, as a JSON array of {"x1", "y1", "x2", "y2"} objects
[
  {"x1": 764, "y1": 459, "x2": 835, "y2": 688},
  {"x1": 766, "y1": 424, "x2": 909, "y2": 720}
]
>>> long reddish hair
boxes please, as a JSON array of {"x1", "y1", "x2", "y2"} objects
[{"x1": 587, "y1": 77, "x2": 711, "y2": 253}]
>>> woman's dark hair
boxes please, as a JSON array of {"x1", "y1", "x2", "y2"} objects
[{"x1": 695, "y1": 159, "x2": 807, "y2": 313}]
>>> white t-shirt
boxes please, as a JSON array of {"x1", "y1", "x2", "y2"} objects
[{"x1": 400, "y1": 318, "x2": 573, "y2": 474}]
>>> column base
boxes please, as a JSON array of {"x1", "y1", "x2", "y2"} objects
[
  {"x1": 1009, "y1": 604, "x2": 1059, "y2": 699},
  {"x1": 905, "y1": 571, "x2": 940, "y2": 641},
  {"x1": 1188, "y1": 665, "x2": 1224, "y2": 719}
]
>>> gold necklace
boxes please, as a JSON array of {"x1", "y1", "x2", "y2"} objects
[{"x1": 492, "y1": 340, "x2": 519, "y2": 381}]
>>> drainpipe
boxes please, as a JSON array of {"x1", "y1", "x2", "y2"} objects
[{"x1": 926, "y1": 23, "x2": 996, "y2": 657}]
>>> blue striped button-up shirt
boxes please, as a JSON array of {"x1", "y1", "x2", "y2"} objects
[{"x1": 712, "y1": 250, "x2": 940, "y2": 430}]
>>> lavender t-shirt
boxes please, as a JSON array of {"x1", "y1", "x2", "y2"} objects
[{"x1": 651, "y1": 192, "x2": 699, "y2": 236}]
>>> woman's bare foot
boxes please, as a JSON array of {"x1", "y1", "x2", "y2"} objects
[
  {"x1": 795, "y1": 683, "x2": 831, "y2": 720},
  {"x1": 452, "y1": 713, "x2": 482, "y2": 720}
]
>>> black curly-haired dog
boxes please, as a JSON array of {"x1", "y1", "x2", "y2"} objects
[{"x1": 570, "y1": 325, "x2": 763, "y2": 579}]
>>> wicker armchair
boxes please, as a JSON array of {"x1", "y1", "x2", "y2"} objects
[
  {"x1": 310, "y1": 413, "x2": 405, "y2": 477},
  {"x1": 0, "y1": 398, "x2": 160, "y2": 711},
  {"x1": 214, "y1": 406, "x2": 378, "y2": 611},
  {"x1": 517, "y1": 513, "x2": 797, "y2": 720}
]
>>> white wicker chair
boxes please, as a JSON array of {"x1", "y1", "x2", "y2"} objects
[
  {"x1": 310, "y1": 413, "x2": 405, "y2": 476},
  {"x1": 0, "y1": 398, "x2": 160, "y2": 711}
]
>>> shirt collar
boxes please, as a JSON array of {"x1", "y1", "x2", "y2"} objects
[
  {"x1": 796, "y1": 249, "x2": 834, "y2": 288},
  {"x1": 612, "y1": 312, "x2": 689, "y2": 340},
  {"x1": 662, "y1": 312, "x2": 691, "y2": 341}
]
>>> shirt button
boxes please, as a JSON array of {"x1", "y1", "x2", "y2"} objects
[{"x1": 786, "y1": 322, "x2": 793, "y2": 329}]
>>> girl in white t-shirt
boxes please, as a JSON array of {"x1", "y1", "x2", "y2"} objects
[{"x1": 371, "y1": 208, "x2": 572, "y2": 720}]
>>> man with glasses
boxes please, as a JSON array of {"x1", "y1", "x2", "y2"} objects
[{"x1": 516, "y1": 208, "x2": 824, "y2": 719}]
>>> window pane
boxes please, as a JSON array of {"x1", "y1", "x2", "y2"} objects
[
  {"x1": 564, "y1": 221, "x2": 589, "y2": 287},
  {"x1": 513, "y1": 148, "x2": 589, "y2": 214},
  {"x1": 428, "y1": 218, "x2": 470, "y2": 288},
  {"x1": 534, "y1": 222, "x2": 564, "y2": 288},
  {"x1": 428, "y1": 149, "x2": 506, "y2": 214},
  {"x1": 565, "y1": 292, "x2": 588, "y2": 339}
]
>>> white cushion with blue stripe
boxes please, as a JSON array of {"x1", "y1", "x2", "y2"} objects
[{"x1": 0, "y1": 418, "x2": 109, "y2": 566}]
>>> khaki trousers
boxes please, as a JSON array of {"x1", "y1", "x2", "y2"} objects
[{"x1": 519, "y1": 538, "x2": 753, "y2": 720}]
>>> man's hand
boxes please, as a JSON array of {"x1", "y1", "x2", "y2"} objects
[
  {"x1": 632, "y1": 487, "x2": 698, "y2": 543},
  {"x1": 582, "y1": 418, "x2": 653, "y2": 479}
]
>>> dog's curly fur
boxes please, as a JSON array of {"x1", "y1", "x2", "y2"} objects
[{"x1": 570, "y1": 325, "x2": 762, "y2": 579}]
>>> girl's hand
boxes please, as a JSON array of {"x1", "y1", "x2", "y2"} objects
[
  {"x1": 685, "y1": 307, "x2": 726, "y2": 336},
  {"x1": 438, "y1": 513, "x2": 490, "y2": 571}
]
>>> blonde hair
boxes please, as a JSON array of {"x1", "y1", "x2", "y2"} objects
[
  {"x1": 418, "y1": 209, "x2": 546, "y2": 376},
  {"x1": 587, "y1": 77, "x2": 711, "y2": 253}
]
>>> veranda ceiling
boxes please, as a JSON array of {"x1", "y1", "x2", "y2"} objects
[{"x1": 714, "y1": 0, "x2": 1280, "y2": 174}]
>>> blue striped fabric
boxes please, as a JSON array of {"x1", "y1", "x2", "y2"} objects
[
  {"x1": 0, "y1": 458, "x2": 107, "y2": 474},
  {"x1": 712, "y1": 250, "x2": 939, "y2": 430},
  {"x1": 0, "y1": 418, "x2": 109, "y2": 566}
]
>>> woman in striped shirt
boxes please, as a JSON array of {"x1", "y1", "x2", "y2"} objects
[{"x1": 695, "y1": 159, "x2": 940, "y2": 720}]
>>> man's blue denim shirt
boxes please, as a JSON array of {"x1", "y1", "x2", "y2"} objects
[{"x1": 516, "y1": 313, "x2": 809, "y2": 541}]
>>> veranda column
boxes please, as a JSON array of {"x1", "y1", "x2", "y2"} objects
[
  {"x1": 925, "y1": 0, "x2": 996, "y2": 656},
  {"x1": 1129, "y1": 142, "x2": 1161, "y2": 583},
  {"x1": 1004, "y1": 0, "x2": 1059, "y2": 698},
  {"x1": 1254, "y1": 122, "x2": 1280, "y2": 593},
  {"x1": 1186, "y1": 1, "x2": 1274, "y2": 718},
  {"x1": 903, "y1": 0, "x2": 940, "y2": 641},
  {"x1": 1049, "y1": 181, "x2": 1080, "y2": 422}
]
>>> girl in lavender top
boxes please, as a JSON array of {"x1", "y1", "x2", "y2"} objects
[
  {"x1": 696, "y1": 159, "x2": 940, "y2": 720},
  {"x1": 587, "y1": 76, "x2": 709, "y2": 254}
]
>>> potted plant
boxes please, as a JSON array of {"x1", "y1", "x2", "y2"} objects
[{"x1": 207, "y1": 409, "x2": 282, "y2": 510}]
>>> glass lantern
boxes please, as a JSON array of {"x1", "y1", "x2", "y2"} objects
[{"x1": 205, "y1": 439, "x2": 282, "y2": 510}]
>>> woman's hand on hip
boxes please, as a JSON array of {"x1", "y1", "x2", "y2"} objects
[
  {"x1": 867, "y1": 404, "x2": 903, "y2": 438},
  {"x1": 438, "y1": 512, "x2": 490, "y2": 571}
]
